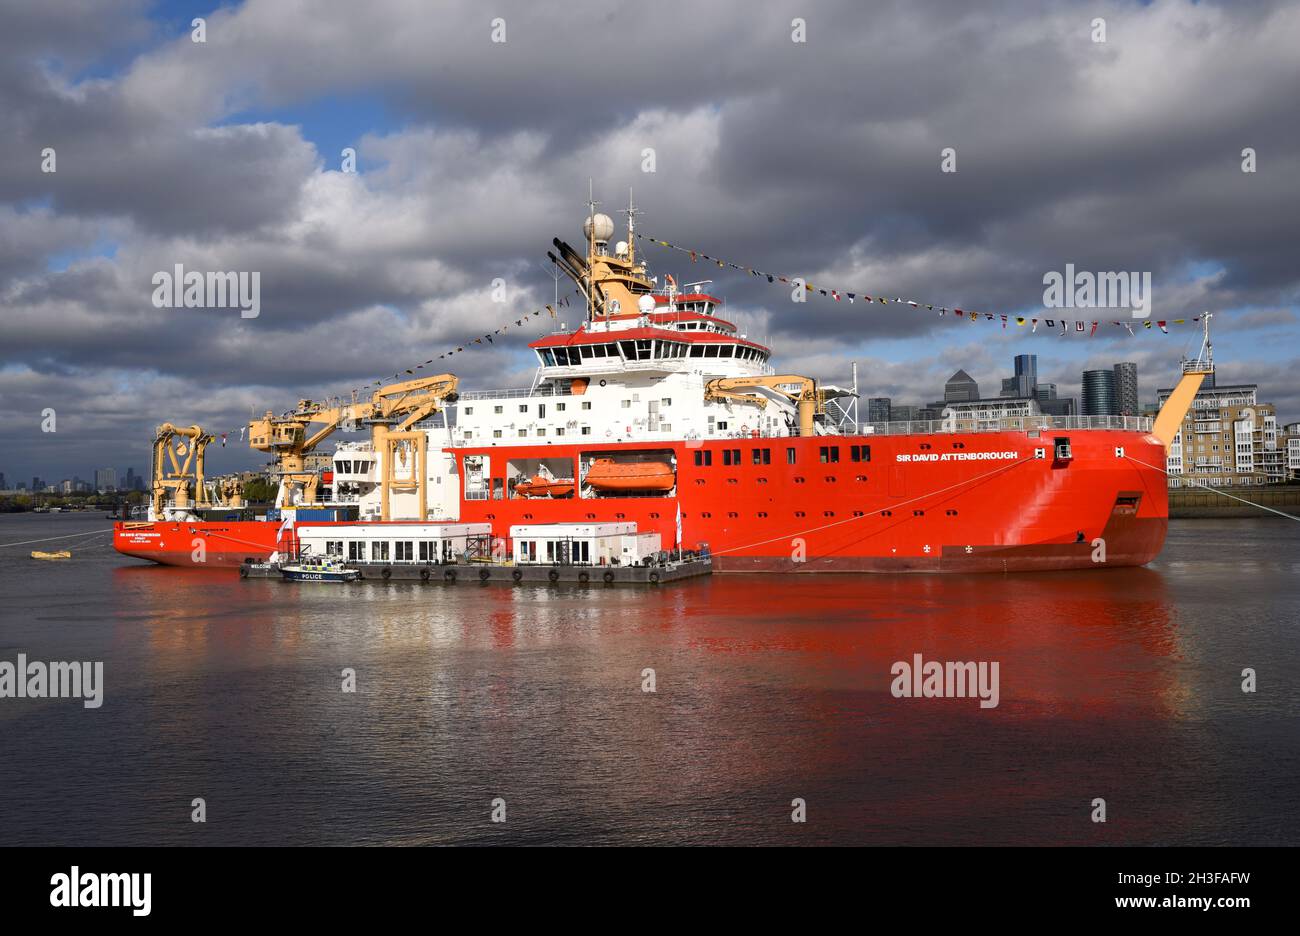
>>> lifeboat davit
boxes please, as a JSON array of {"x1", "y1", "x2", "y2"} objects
[
  {"x1": 514, "y1": 475, "x2": 574, "y2": 498},
  {"x1": 584, "y1": 458, "x2": 676, "y2": 493}
]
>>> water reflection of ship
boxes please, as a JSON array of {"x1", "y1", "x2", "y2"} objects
[
  {"x1": 106, "y1": 558, "x2": 1207, "y2": 844},
  {"x1": 676, "y1": 565, "x2": 1185, "y2": 715}
]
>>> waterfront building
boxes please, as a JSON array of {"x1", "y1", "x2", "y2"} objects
[
  {"x1": 867, "y1": 397, "x2": 892, "y2": 422},
  {"x1": 1034, "y1": 383, "x2": 1077, "y2": 417},
  {"x1": 1159, "y1": 381, "x2": 1281, "y2": 487},
  {"x1": 1113, "y1": 362, "x2": 1140, "y2": 416},
  {"x1": 944, "y1": 370, "x2": 980, "y2": 403},
  {"x1": 1282, "y1": 422, "x2": 1300, "y2": 482},
  {"x1": 1081, "y1": 369, "x2": 1118, "y2": 416},
  {"x1": 942, "y1": 396, "x2": 1041, "y2": 421},
  {"x1": 1000, "y1": 354, "x2": 1038, "y2": 399}
]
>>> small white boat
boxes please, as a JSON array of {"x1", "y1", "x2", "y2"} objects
[{"x1": 280, "y1": 556, "x2": 359, "y2": 583}]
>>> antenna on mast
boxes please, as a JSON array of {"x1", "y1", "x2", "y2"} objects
[
  {"x1": 1183, "y1": 311, "x2": 1214, "y2": 375},
  {"x1": 584, "y1": 179, "x2": 599, "y2": 324},
  {"x1": 542, "y1": 258, "x2": 561, "y2": 311},
  {"x1": 620, "y1": 186, "x2": 639, "y2": 263}
]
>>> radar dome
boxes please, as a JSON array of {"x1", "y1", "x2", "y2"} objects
[
  {"x1": 637, "y1": 295, "x2": 656, "y2": 315},
  {"x1": 584, "y1": 213, "x2": 615, "y2": 243}
]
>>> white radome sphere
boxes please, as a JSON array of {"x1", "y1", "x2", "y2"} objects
[
  {"x1": 614, "y1": 240, "x2": 629, "y2": 256},
  {"x1": 637, "y1": 295, "x2": 656, "y2": 315},
  {"x1": 584, "y1": 213, "x2": 615, "y2": 243}
]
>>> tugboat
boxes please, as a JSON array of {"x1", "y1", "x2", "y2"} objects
[{"x1": 280, "y1": 555, "x2": 360, "y2": 583}]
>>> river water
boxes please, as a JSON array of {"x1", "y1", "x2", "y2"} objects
[{"x1": 1, "y1": 512, "x2": 1297, "y2": 845}]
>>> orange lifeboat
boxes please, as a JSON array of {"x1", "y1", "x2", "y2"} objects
[
  {"x1": 584, "y1": 458, "x2": 676, "y2": 493},
  {"x1": 514, "y1": 475, "x2": 574, "y2": 498}
]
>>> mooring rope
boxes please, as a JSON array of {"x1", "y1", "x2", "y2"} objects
[
  {"x1": 1124, "y1": 455, "x2": 1300, "y2": 522},
  {"x1": 707, "y1": 455, "x2": 1037, "y2": 558},
  {"x1": 0, "y1": 527, "x2": 117, "y2": 549}
]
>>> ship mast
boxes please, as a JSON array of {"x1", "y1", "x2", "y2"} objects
[
  {"x1": 621, "y1": 186, "x2": 638, "y2": 265},
  {"x1": 585, "y1": 180, "x2": 599, "y2": 326}
]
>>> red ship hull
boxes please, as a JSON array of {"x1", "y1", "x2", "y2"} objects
[{"x1": 115, "y1": 430, "x2": 1169, "y2": 573}]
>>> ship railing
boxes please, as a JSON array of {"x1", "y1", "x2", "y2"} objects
[
  {"x1": 455, "y1": 386, "x2": 566, "y2": 401},
  {"x1": 836, "y1": 414, "x2": 1154, "y2": 436}
]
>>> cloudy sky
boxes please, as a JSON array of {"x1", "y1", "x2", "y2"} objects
[{"x1": 2, "y1": 0, "x2": 1298, "y2": 484}]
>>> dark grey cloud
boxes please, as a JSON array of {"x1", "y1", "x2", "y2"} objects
[{"x1": 2, "y1": 0, "x2": 1299, "y2": 482}]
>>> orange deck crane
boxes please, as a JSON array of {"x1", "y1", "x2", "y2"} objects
[
  {"x1": 150, "y1": 423, "x2": 213, "y2": 517},
  {"x1": 703, "y1": 375, "x2": 824, "y2": 437},
  {"x1": 247, "y1": 374, "x2": 459, "y2": 517}
]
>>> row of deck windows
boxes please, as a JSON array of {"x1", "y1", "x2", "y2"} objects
[
  {"x1": 539, "y1": 340, "x2": 768, "y2": 367},
  {"x1": 693, "y1": 445, "x2": 871, "y2": 467},
  {"x1": 464, "y1": 401, "x2": 592, "y2": 415},
  {"x1": 332, "y1": 540, "x2": 457, "y2": 562}
]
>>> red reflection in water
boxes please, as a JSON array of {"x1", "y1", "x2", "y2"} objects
[{"x1": 108, "y1": 562, "x2": 1188, "y2": 844}]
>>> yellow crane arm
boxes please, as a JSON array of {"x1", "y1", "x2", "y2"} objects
[
  {"x1": 1152, "y1": 313, "x2": 1217, "y2": 448},
  {"x1": 246, "y1": 374, "x2": 459, "y2": 510},
  {"x1": 704, "y1": 375, "x2": 821, "y2": 436},
  {"x1": 706, "y1": 388, "x2": 769, "y2": 410},
  {"x1": 151, "y1": 423, "x2": 213, "y2": 515}
]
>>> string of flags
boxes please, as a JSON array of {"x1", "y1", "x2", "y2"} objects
[
  {"x1": 346, "y1": 290, "x2": 580, "y2": 395},
  {"x1": 636, "y1": 233, "x2": 1200, "y2": 337},
  {"x1": 209, "y1": 291, "x2": 582, "y2": 441}
]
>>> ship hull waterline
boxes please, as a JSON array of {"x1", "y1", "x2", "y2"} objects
[{"x1": 114, "y1": 430, "x2": 1169, "y2": 574}]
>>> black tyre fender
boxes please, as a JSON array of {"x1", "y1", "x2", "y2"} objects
[
  {"x1": 239, "y1": 565, "x2": 249, "y2": 578},
  {"x1": 443, "y1": 568, "x2": 457, "y2": 582},
  {"x1": 420, "y1": 568, "x2": 431, "y2": 582},
  {"x1": 648, "y1": 570, "x2": 661, "y2": 585},
  {"x1": 512, "y1": 569, "x2": 523, "y2": 582},
  {"x1": 381, "y1": 567, "x2": 392, "y2": 580},
  {"x1": 479, "y1": 568, "x2": 491, "y2": 582},
  {"x1": 578, "y1": 571, "x2": 590, "y2": 584},
  {"x1": 603, "y1": 570, "x2": 615, "y2": 584},
  {"x1": 548, "y1": 569, "x2": 560, "y2": 583}
]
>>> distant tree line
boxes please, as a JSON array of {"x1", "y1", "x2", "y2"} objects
[{"x1": 0, "y1": 490, "x2": 147, "y2": 513}]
